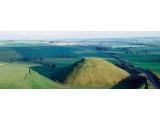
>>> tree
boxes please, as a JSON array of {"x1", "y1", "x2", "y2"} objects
[{"x1": 51, "y1": 64, "x2": 56, "y2": 68}]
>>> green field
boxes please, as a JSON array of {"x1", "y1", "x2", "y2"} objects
[
  {"x1": 0, "y1": 40, "x2": 159, "y2": 88},
  {"x1": 0, "y1": 62, "x2": 64, "y2": 88},
  {"x1": 118, "y1": 52, "x2": 160, "y2": 76}
]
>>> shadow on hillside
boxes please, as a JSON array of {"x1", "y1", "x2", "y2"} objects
[
  {"x1": 112, "y1": 75, "x2": 147, "y2": 89},
  {"x1": 51, "y1": 66, "x2": 72, "y2": 83}
]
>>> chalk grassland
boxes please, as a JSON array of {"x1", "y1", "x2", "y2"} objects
[
  {"x1": 0, "y1": 58, "x2": 118, "y2": 89},
  {"x1": 0, "y1": 62, "x2": 64, "y2": 89},
  {"x1": 65, "y1": 58, "x2": 129, "y2": 88}
]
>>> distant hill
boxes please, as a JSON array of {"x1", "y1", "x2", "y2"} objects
[{"x1": 64, "y1": 58, "x2": 130, "y2": 88}]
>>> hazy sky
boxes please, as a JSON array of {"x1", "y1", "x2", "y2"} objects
[{"x1": 0, "y1": 31, "x2": 160, "y2": 40}]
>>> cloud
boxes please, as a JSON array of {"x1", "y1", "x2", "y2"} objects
[{"x1": 0, "y1": 31, "x2": 160, "y2": 40}]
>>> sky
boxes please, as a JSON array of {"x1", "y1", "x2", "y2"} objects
[{"x1": 0, "y1": 31, "x2": 160, "y2": 40}]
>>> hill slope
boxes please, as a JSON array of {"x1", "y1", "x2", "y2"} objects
[
  {"x1": 0, "y1": 62, "x2": 64, "y2": 89},
  {"x1": 65, "y1": 58, "x2": 130, "y2": 88}
]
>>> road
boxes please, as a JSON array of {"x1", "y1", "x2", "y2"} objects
[
  {"x1": 113, "y1": 55, "x2": 160, "y2": 89},
  {"x1": 142, "y1": 71, "x2": 160, "y2": 89}
]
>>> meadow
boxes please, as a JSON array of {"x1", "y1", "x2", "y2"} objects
[
  {"x1": 0, "y1": 39, "x2": 159, "y2": 88},
  {"x1": 117, "y1": 47, "x2": 160, "y2": 76},
  {"x1": 0, "y1": 62, "x2": 64, "y2": 88}
]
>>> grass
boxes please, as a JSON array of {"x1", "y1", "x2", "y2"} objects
[
  {"x1": 0, "y1": 47, "x2": 22, "y2": 61},
  {"x1": 0, "y1": 62, "x2": 64, "y2": 89},
  {"x1": 133, "y1": 62, "x2": 160, "y2": 76},
  {"x1": 41, "y1": 58, "x2": 80, "y2": 68},
  {"x1": 118, "y1": 54, "x2": 160, "y2": 76},
  {"x1": 0, "y1": 41, "x2": 159, "y2": 88},
  {"x1": 0, "y1": 45, "x2": 110, "y2": 61},
  {"x1": 65, "y1": 58, "x2": 130, "y2": 88},
  {"x1": 115, "y1": 48, "x2": 160, "y2": 76}
]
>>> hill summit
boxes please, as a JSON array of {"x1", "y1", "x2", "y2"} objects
[{"x1": 65, "y1": 58, "x2": 130, "y2": 88}]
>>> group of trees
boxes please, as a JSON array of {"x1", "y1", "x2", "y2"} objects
[
  {"x1": 95, "y1": 46, "x2": 109, "y2": 51},
  {"x1": 21, "y1": 54, "x2": 73, "y2": 62},
  {"x1": 22, "y1": 56, "x2": 44, "y2": 61},
  {"x1": 151, "y1": 58, "x2": 160, "y2": 62},
  {"x1": 21, "y1": 56, "x2": 56, "y2": 67}
]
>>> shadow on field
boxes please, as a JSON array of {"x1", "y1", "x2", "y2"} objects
[
  {"x1": 112, "y1": 75, "x2": 147, "y2": 89},
  {"x1": 31, "y1": 66, "x2": 55, "y2": 80},
  {"x1": 31, "y1": 65, "x2": 70, "y2": 83}
]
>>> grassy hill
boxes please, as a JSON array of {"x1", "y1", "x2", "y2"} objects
[
  {"x1": 0, "y1": 62, "x2": 64, "y2": 89},
  {"x1": 64, "y1": 58, "x2": 130, "y2": 88}
]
